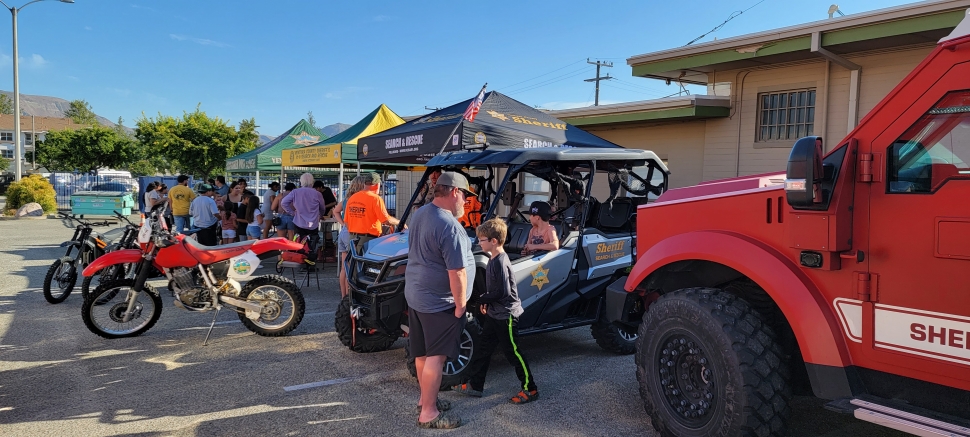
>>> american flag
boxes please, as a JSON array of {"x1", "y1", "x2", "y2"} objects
[{"x1": 463, "y1": 84, "x2": 487, "y2": 122}]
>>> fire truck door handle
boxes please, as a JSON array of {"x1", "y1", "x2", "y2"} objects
[{"x1": 839, "y1": 250, "x2": 865, "y2": 263}]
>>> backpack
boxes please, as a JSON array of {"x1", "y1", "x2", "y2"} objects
[{"x1": 280, "y1": 235, "x2": 313, "y2": 265}]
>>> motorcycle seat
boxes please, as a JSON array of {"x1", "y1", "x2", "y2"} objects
[{"x1": 182, "y1": 236, "x2": 256, "y2": 264}]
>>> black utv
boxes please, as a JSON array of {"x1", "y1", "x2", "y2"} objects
[{"x1": 336, "y1": 147, "x2": 668, "y2": 386}]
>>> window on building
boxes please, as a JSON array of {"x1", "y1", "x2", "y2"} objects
[
  {"x1": 24, "y1": 133, "x2": 32, "y2": 145},
  {"x1": 0, "y1": 149, "x2": 12, "y2": 159},
  {"x1": 520, "y1": 173, "x2": 551, "y2": 209},
  {"x1": 0, "y1": 132, "x2": 12, "y2": 142},
  {"x1": 757, "y1": 89, "x2": 816, "y2": 142},
  {"x1": 888, "y1": 90, "x2": 970, "y2": 194}
]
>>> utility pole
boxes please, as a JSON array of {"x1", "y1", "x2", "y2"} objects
[{"x1": 585, "y1": 58, "x2": 613, "y2": 106}]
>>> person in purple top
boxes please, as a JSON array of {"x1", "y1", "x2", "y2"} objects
[{"x1": 280, "y1": 172, "x2": 327, "y2": 264}]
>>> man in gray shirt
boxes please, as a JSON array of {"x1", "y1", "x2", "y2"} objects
[{"x1": 405, "y1": 172, "x2": 476, "y2": 429}]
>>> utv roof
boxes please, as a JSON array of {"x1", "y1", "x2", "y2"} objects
[{"x1": 427, "y1": 147, "x2": 669, "y2": 171}]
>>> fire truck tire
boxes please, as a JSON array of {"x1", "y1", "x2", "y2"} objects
[
  {"x1": 334, "y1": 295, "x2": 398, "y2": 353},
  {"x1": 405, "y1": 312, "x2": 482, "y2": 390},
  {"x1": 591, "y1": 302, "x2": 638, "y2": 355},
  {"x1": 635, "y1": 287, "x2": 792, "y2": 437}
]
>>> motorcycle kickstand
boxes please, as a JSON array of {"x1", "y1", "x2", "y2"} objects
[{"x1": 203, "y1": 308, "x2": 221, "y2": 346}]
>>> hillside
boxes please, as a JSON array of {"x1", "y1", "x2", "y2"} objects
[{"x1": 0, "y1": 91, "x2": 120, "y2": 128}]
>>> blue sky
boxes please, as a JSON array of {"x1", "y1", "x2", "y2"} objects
[{"x1": 0, "y1": 0, "x2": 917, "y2": 136}]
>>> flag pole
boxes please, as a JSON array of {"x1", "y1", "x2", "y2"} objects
[{"x1": 436, "y1": 83, "x2": 486, "y2": 156}]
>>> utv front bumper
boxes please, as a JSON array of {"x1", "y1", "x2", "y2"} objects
[{"x1": 346, "y1": 253, "x2": 409, "y2": 336}]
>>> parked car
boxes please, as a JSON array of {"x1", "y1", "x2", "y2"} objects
[{"x1": 88, "y1": 182, "x2": 131, "y2": 193}]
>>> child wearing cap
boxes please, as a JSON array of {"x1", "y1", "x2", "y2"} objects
[{"x1": 522, "y1": 201, "x2": 559, "y2": 256}]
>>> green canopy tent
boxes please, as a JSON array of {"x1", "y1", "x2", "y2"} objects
[
  {"x1": 281, "y1": 104, "x2": 407, "y2": 198},
  {"x1": 225, "y1": 119, "x2": 327, "y2": 193}
]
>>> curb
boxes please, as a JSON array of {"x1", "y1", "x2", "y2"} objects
[{"x1": 0, "y1": 214, "x2": 60, "y2": 220}]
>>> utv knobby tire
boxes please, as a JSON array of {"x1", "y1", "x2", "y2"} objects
[
  {"x1": 405, "y1": 312, "x2": 482, "y2": 389},
  {"x1": 237, "y1": 275, "x2": 305, "y2": 337},
  {"x1": 635, "y1": 288, "x2": 792, "y2": 437},
  {"x1": 43, "y1": 258, "x2": 77, "y2": 304},
  {"x1": 81, "y1": 279, "x2": 162, "y2": 339},
  {"x1": 591, "y1": 300, "x2": 638, "y2": 355},
  {"x1": 334, "y1": 295, "x2": 398, "y2": 352}
]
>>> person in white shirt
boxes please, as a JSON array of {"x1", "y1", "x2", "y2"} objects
[{"x1": 189, "y1": 185, "x2": 221, "y2": 246}]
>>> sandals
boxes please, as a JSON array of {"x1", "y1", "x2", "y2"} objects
[
  {"x1": 451, "y1": 383, "x2": 483, "y2": 398},
  {"x1": 415, "y1": 398, "x2": 451, "y2": 414},
  {"x1": 417, "y1": 412, "x2": 462, "y2": 429},
  {"x1": 509, "y1": 389, "x2": 539, "y2": 405}
]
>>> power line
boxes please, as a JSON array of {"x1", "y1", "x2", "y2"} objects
[{"x1": 685, "y1": 0, "x2": 768, "y2": 46}]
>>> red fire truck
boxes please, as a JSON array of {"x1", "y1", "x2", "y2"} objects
[{"x1": 605, "y1": 9, "x2": 970, "y2": 436}]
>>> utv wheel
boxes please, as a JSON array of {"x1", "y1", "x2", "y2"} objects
[
  {"x1": 334, "y1": 295, "x2": 398, "y2": 352},
  {"x1": 405, "y1": 312, "x2": 482, "y2": 389},
  {"x1": 635, "y1": 288, "x2": 791, "y2": 437},
  {"x1": 43, "y1": 258, "x2": 77, "y2": 304},
  {"x1": 237, "y1": 275, "x2": 305, "y2": 337},
  {"x1": 591, "y1": 301, "x2": 638, "y2": 354}
]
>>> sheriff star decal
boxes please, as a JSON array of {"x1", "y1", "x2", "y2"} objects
[
  {"x1": 291, "y1": 131, "x2": 320, "y2": 146},
  {"x1": 531, "y1": 264, "x2": 549, "y2": 290},
  {"x1": 486, "y1": 110, "x2": 508, "y2": 121}
]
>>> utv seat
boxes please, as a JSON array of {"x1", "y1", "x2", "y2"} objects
[{"x1": 596, "y1": 198, "x2": 634, "y2": 232}]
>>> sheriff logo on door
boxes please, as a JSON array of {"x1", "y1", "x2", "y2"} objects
[{"x1": 531, "y1": 264, "x2": 549, "y2": 290}]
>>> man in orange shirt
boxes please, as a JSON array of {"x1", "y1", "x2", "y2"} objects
[{"x1": 344, "y1": 172, "x2": 402, "y2": 253}]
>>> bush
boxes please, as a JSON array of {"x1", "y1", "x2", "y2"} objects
[{"x1": 6, "y1": 174, "x2": 57, "y2": 213}]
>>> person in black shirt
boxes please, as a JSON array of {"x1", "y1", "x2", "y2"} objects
[
  {"x1": 312, "y1": 180, "x2": 338, "y2": 216},
  {"x1": 452, "y1": 218, "x2": 538, "y2": 404}
]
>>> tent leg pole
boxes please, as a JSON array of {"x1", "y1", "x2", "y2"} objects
[
  {"x1": 356, "y1": 163, "x2": 360, "y2": 175},
  {"x1": 339, "y1": 166, "x2": 345, "y2": 200},
  {"x1": 255, "y1": 171, "x2": 261, "y2": 196}
]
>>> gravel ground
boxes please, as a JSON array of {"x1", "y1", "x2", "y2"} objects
[{"x1": 0, "y1": 218, "x2": 904, "y2": 436}]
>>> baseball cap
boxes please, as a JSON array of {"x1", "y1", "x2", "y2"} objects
[
  {"x1": 527, "y1": 201, "x2": 552, "y2": 221},
  {"x1": 435, "y1": 172, "x2": 477, "y2": 197},
  {"x1": 197, "y1": 183, "x2": 214, "y2": 194}
]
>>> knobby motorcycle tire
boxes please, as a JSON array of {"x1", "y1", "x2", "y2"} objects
[
  {"x1": 81, "y1": 279, "x2": 163, "y2": 339},
  {"x1": 81, "y1": 264, "x2": 128, "y2": 300},
  {"x1": 236, "y1": 275, "x2": 305, "y2": 337},
  {"x1": 43, "y1": 257, "x2": 77, "y2": 304}
]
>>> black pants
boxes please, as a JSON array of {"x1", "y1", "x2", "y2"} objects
[
  {"x1": 196, "y1": 223, "x2": 219, "y2": 246},
  {"x1": 465, "y1": 315, "x2": 536, "y2": 393},
  {"x1": 295, "y1": 225, "x2": 319, "y2": 262}
]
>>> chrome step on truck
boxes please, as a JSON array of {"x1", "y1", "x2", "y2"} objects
[{"x1": 827, "y1": 396, "x2": 970, "y2": 437}]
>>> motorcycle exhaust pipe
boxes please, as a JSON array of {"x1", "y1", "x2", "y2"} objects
[{"x1": 219, "y1": 295, "x2": 263, "y2": 313}]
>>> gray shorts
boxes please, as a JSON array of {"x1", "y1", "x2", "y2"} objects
[
  {"x1": 408, "y1": 308, "x2": 465, "y2": 360},
  {"x1": 337, "y1": 226, "x2": 351, "y2": 254}
]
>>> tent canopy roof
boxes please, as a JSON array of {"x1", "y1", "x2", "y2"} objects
[
  {"x1": 226, "y1": 119, "x2": 327, "y2": 172},
  {"x1": 357, "y1": 91, "x2": 622, "y2": 164},
  {"x1": 281, "y1": 104, "x2": 407, "y2": 168}
]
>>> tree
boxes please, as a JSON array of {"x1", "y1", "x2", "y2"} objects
[
  {"x1": 64, "y1": 99, "x2": 98, "y2": 125},
  {"x1": 0, "y1": 155, "x2": 10, "y2": 173},
  {"x1": 135, "y1": 106, "x2": 258, "y2": 179},
  {"x1": 0, "y1": 94, "x2": 12, "y2": 115},
  {"x1": 307, "y1": 110, "x2": 319, "y2": 130},
  {"x1": 36, "y1": 126, "x2": 139, "y2": 173}
]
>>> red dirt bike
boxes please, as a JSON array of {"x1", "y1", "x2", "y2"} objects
[{"x1": 80, "y1": 206, "x2": 307, "y2": 340}]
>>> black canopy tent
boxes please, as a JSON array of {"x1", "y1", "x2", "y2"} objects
[{"x1": 357, "y1": 91, "x2": 622, "y2": 163}]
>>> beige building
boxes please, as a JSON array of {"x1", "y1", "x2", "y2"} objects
[
  {"x1": 0, "y1": 115, "x2": 88, "y2": 173},
  {"x1": 549, "y1": 0, "x2": 970, "y2": 188}
]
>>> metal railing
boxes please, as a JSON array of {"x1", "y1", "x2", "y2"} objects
[{"x1": 48, "y1": 172, "x2": 139, "y2": 210}]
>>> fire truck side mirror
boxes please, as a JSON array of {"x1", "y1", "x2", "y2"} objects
[{"x1": 785, "y1": 136, "x2": 824, "y2": 209}]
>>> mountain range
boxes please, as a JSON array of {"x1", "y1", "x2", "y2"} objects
[{"x1": 0, "y1": 91, "x2": 351, "y2": 144}]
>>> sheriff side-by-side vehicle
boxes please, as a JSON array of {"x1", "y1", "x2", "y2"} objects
[{"x1": 605, "y1": 9, "x2": 970, "y2": 437}]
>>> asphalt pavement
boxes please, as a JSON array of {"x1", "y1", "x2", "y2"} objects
[{"x1": 0, "y1": 218, "x2": 905, "y2": 436}]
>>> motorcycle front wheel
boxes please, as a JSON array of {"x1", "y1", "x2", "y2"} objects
[
  {"x1": 81, "y1": 279, "x2": 162, "y2": 339},
  {"x1": 236, "y1": 275, "x2": 305, "y2": 337},
  {"x1": 43, "y1": 258, "x2": 77, "y2": 304}
]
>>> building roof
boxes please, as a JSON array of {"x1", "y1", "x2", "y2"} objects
[
  {"x1": 628, "y1": 0, "x2": 970, "y2": 84},
  {"x1": 547, "y1": 95, "x2": 730, "y2": 127},
  {"x1": 0, "y1": 115, "x2": 88, "y2": 132}
]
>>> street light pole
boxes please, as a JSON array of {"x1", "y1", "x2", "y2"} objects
[{"x1": 0, "y1": 0, "x2": 73, "y2": 181}]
